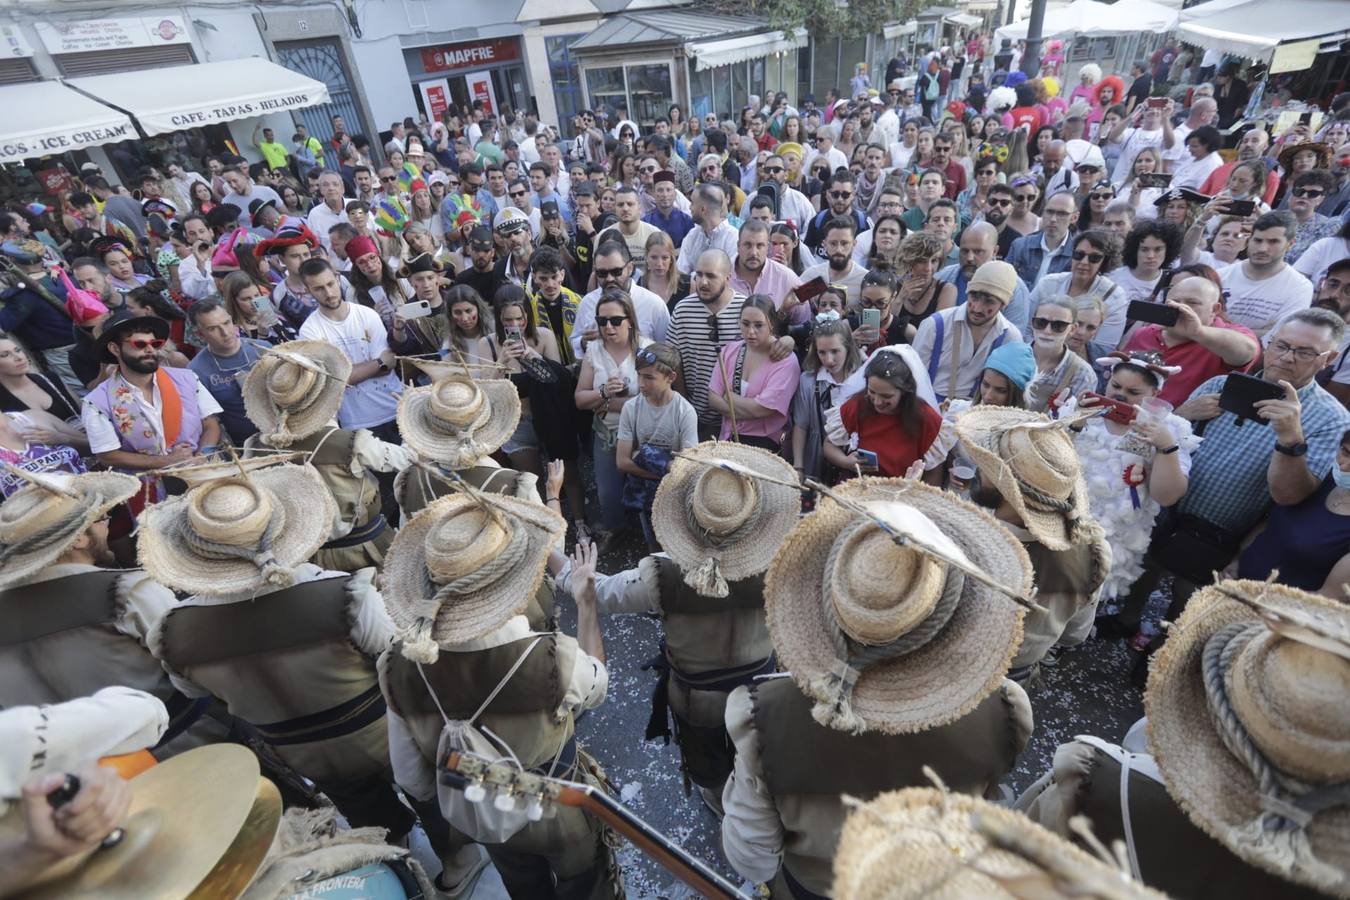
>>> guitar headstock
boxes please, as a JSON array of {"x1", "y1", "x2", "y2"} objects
[{"x1": 440, "y1": 751, "x2": 572, "y2": 822}]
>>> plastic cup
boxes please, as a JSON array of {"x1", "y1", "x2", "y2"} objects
[
  {"x1": 1135, "y1": 396, "x2": 1173, "y2": 427},
  {"x1": 949, "y1": 464, "x2": 976, "y2": 492}
]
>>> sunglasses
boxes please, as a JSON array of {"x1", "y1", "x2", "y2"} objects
[
  {"x1": 1292, "y1": 188, "x2": 1325, "y2": 198},
  {"x1": 829, "y1": 190, "x2": 853, "y2": 200},
  {"x1": 706, "y1": 313, "x2": 720, "y2": 344},
  {"x1": 596, "y1": 315, "x2": 628, "y2": 328},
  {"x1": 1014, "y1": 193, "x2": 1036, "y2": 202},
  {"x1": 1089, "y1": 191, "x2": 1115, "y2": 200},
  {"x1": 635, "y1": 347, "x2": 666, "y2": 366},
  {"x1": 1031, "y1": 317, "x2": 1072, "y2": 333},
  {"x1": 986, "y1": 197, "x2": 1012, "y2": 207},
  {"x1": 762, "y1": 166, "x2": 785, "y2": 174},
  {"x1": 1072, "y1": 250, "x2": 1105, "y2": 263},
  {"x1": 381, "y1": 175, "x2": 398, "y2": 183},
  {"x1": 509, "y1": 191, "x2": 528, "y2": 198},
  {"x1": 122, "y1": 338, "x2": 166, "y2": 350},
  {"x1": 594, "y1": 266, "x2": 626, "y2": 279}
]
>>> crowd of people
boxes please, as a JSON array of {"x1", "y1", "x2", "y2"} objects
[{"x1": 1, "y1": 28, "x2": 1349, "y2": 900}]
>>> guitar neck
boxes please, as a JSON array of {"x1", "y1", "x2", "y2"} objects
[{"x1": 440, "y1": 756, "x2": 748, "y2": 899}]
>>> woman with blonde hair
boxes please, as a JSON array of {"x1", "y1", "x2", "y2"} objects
[{"x1": 638, "y1": 231, "x2": 685, "y2": 309}]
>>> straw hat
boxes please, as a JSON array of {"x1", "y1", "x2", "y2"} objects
[
  {"x1": 954, "y1": 407, "x2": 1092, "y2": 551},
  {"x1": 383, "y1": 490, "x2": 565, "y2": 662},
  {"x1": 0, "y1": 468, "x2": 140, "y2": 590},
  {"x1": 833, "y1": 787, "x2": 1167, "y2": 899},
  {"x1": 765, "y1": 479, "x2": 1032, "y2": 735},
  {"x1": 138, "y1": 463, "x2": 337, "y2": 596},
  {"x1": 397, "y1": 372, "x2": 520, "y2": 468},
  {"x1": 242, "y1": 341, "x2": 353, "y2": 447},
  {"x1": 1277, "y1": 141, "x2": 1331, "y2": 174},
  {"x1": 1145, "y1": 579, "x2": 1350, "y2": 895},
  {"x1": 650, "y1": 442, "x2": 801, "y2": 598}
]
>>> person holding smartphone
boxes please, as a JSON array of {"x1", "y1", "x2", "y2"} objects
[
  {"x1": 1106, "y1": 97, "x2": 1175, "y2": 188},
  {"x1": 824, "y1": 347, "x2": 941, "y2": 479}
]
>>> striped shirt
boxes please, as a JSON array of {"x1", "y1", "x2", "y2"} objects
[
  {"x1": 1177, "y1": 375, "x2": 1350, "y2": 534},
  {"x1": 667, "y1": 292, "x2": 748, "y2": 426}
]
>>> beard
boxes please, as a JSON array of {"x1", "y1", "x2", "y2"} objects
[
  {"x1": 984, "y1": 208, "x2": 1007, "y2": 226},
  {"x1": 122, "y1": 353, "x2": 160, "y2": 375},
  {"x1": 828, "y1": 253, "x2": 851, "y2": 271}
]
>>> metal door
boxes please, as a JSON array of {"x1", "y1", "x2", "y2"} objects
[{"x1": 274, "y1": 39, "x2": 367, "y2": 170}]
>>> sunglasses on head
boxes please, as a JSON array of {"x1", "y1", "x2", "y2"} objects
[
  {"x1": 1072, "y1": 250, "x2": 1105, "y2": 263},
  {"x1": 596, "y1": 315, "x2": 628, "y2": 328},
  {"x1": 594, "y1": 266, "x2": 626, "y2": 279},
  {"x1": 1032, "y1": 316, "x2": 1072, "y2": 333},
  {"x1": 122, "y1": 338, "x2": 165, "y2": 350}
]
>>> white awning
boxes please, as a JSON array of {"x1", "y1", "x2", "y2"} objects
[
  {"x1": 689, "y1": 27, "x2": 808, "y2": 71},
  {"x1": 0, "y1": 80, "x2": 136, "y2": 164},
  {"x1": 883, "y1": 20, "x2": 918, "y2": 38},
  {"x1": 944, "y1": 12, "x2": 983, "y2": 26},
  {"x1": 68, "y1": 58, "x2": 329, "y2": 137},
  {"x1": 1178, "y1": 0, "x2": 1350, "y2": 61}
]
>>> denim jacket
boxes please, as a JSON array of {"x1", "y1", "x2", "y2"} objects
[{"x1": 1005, "y1": 230, "x2": 1074, "y2": 290}]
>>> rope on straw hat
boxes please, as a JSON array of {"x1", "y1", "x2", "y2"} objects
[
  {"x1": 261, "y1": 352, "x2": 338, "y2": 447},
  {"x1": 1202, "y1": 621, "x2": 1350, "y2": 889},
  {"x1": 413, "y1": 389, "x2": 495, "y2": 464},
  {"x1": 174, "y1": 507, "x2": 294, "y2": 589},
  {"x1": 680, "y1": 474, "x2": 764, "y2": 598},
  {"x1": 399, "y1": 523, "x2": 531, "y2": 664},
  {"x1": 809, "y1": 516, "x2": 966, "y2": 734}
]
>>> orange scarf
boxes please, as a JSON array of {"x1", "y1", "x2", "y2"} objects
[{"x1": 155, "y1": 368, "x2": 182, "y2": 448}]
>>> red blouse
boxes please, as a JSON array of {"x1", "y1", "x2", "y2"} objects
[{"x1": 838, "y1": 395, "x2": 942, "y2": 478}]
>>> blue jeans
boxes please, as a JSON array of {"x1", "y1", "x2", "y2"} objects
[{"x1": 592, "y1": 433, "x2": 626, "y2": 532}]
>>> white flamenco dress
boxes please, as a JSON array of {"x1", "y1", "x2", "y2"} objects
[{"x1": 1066, "y1": 403, "x2": 1200, "y2": 602}]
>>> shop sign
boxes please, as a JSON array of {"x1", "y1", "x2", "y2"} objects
[
  {"x1": 159, "y1": 92, "x2": 319, "y2": 131},
  {"x1": 419, "y1": 79, "x2": 453, "y2": 119},
  {"x1": 0, "y1": 120, "x2": 137, "y2": 162},
  {"x1": 1269, "y1": 39, "x2": 1320, "y2": 75},
  {"x1": 35, "y1": 167, "x2": 75, "y2": 194},
  {"x1": 36, "y1": 16, "x2": 190, "y2": 55},
  {"x1": 464, "y1": 71, "x2": 497, "y2": 116},
  {"x1": 420, "y1": 38, "x2": 519, "y2": 74}
]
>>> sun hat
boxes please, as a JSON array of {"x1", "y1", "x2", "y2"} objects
[
  {"x1": 982, "y1": 341, "x2": 1035, "y2": 391},
  {"x1": 833, "y1": 787, "x2": 1167, "y2": 900},
  {"x1": 242, "y1": 341, "x2": 353, "y2": 447},
  {"x1": 397, "y1": 369, "x2": 521, "y2": 468},
  {"x1": 0, "y1": 468, "x2": 140, "y2": 590},
  {"x1": 954, "y1": 407, "x2": 1093, "y2": 551},
  {"x1": 97, "y1": 307, "x2": 170, "y2": 364},
  {"x1": 765, "y1": 478, "x2": 1032, "y2": 735},
  {"x1": 1145, "y1": 579, "x2": 1350, "y2": 894},
  {"x1": 966, "y1": 260, "x2": 1018, "y2": 305},
  {"x1": 650, "y1": 442, "x2": 801, "y2": 598},
  {"x1": 384, "y1": 490, "x2": 565, "y2": 662},
  {"x1": 1277, "y1": 141, "x2": 1331, "y2": 174},
  {"x1": 138, "y1": 463, "x2": 336, "y2": 596}
]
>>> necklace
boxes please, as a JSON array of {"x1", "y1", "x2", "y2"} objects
[{"x1": 208, "y1": 341, "x2": 259, "y2": 375}]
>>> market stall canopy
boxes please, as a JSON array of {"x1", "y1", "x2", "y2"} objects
[
  {"x1": 945, "y1": 12, "x2": 983, "y2": 27},
  {"x1": 0, "y1": 80, "x2": 136, "y2": 164},
  {"x1": 996, "y1": 0, "x2": 1111, "y2": 42},
  {"x1": 883, "y1": 20, "x2": 918, "y2": 38},
  {"x1": 68, "y1": 58, "x2": 329, "y2": 137},
  {"x1": 1178, "y1": 0, "x2": 1350, "y2": 61},
  {"x1": 1080, "y1": 0, "x2": 1178, "y2": 34}
]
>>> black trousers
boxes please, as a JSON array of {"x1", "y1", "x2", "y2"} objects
[{"x1": 320, "y1": 770, "x2": 470, "y2": 861}]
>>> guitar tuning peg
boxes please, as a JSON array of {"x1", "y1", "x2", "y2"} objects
[
  {"x1": 525, "y1": 795, "x2": 544, "y2": 821},
  {"x1": 493, "y1": 788, "x2": 518, "y2": 812},
  {"x1": 464, "y1": 780, "x2": 487, "y2": 803}
]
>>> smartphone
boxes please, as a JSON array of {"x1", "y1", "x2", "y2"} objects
[
  {"x1": 1218, "y1": 373, "x2": 1284, "y2": 422},
  {"x1": 1127, "y1": 300, "x2": 1180, "y2": 328},
  {"x1": 395, "y1": 299, "x2": 433, "y2": 320},
  {"x1": 1299, "y1": 111, "x2": 1313, "y2": 125},
  {"x1": 797, "y1": 276, "x2": 828, "y2": 304},
  {"x1": 860, "y1": 308, "x2": 882, "y2": 331},
  {"x1": 1083, "y1": 392, "x2": 1138, "y2": 425},
  {"x1": 855, "y1": 448, "x2": 880, "y2": 469},
  {"x1": 196, "y1": 241, "x2": 212, "y2": 253},
  {"x1": 1147, "y1": 97, "x2": 1168, "y2": 109},
  {"x1": 1138, "y1": 173, "x2": 1172, "y2": 189},
  {"x1": 504, "y1": 325, "x2": 523, "y2": 343},
  {"x1": 1225, "y1": 199, "x2": 1256, "y2": 217}
]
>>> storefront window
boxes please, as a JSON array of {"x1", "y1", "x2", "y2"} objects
[
  {"x1": 627, "y1": 63, "x2": 673, "y2": 129},
  {"x1": 689, "y1": 61, "x2": 715, "y2": 121},
  {"x1": 713, "y1": 63, "x2": 733, "y2": 122},
  {"x1": 585, "y1": 66, "x2": 627, "y2": 117},
  {"x1": 732, "y1": 62, "x2": 749, "y2": 115},
  {"x1": 547, "y1": 34, "x2": 587, "y2": 138},
  {"x1": 750, "y1": 58, "x2": 766, "y2": 102}
]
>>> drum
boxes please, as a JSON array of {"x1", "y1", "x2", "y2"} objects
[{"x1": 282, "y1": 860, "x2": 422, "y2": 899}]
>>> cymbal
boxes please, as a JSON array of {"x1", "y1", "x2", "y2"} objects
[{"x1": 16, "y1": 744, "x2": 281, "y2": 899}]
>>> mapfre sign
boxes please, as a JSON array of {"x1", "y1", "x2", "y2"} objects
[{"x1": 420, "y1": 38, "x2": 520, "y2": 74}]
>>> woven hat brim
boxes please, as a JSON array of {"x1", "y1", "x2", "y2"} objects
[
  {"x1": 0, "y1": 472, "x2": 141, "y2": 590},
  {"x1": 954, "y1": 407, "x2": 1081, "y2": 551},
  {"x1": 766, "y1": 479, "x2": 1032, "y2": 735},
  {"x1": 397, "y1": 378, "x2": 521, "y2": 467},
  {"x1": 137, "y1": 465, "x2": 338, "y2": 595},
  {"x1": 651, "y1": 441, "x2": 802, "y2": 582},
  {"x1": 833, "y1": 787, "x2": 1167, "y2": 900},
  {"x1": 383, "y1": 492, "x2": 565, "y2": 645},
  {"x1": 1144, "y1": 580, "x2": 1350, "y2": 889},
  {"x1": 242, "y1": 341, "x2": 353, "y2": 445}
]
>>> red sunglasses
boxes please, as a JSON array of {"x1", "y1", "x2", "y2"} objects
[{"x1": 122, "y1": 338, "x2": 166, "y2": 351}]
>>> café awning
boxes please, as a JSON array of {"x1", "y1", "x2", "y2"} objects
[
  {"x1": 0, "y1": 80, "x2": 136, "y2": 164},
  {"x1": 68, "y1": 58, "x2": 329, "y2": 137},
  {"x1": 1178, "y1": 0, "x2": 1350, "y2": 61},
  {"x1": 689, "y1": 27, "x2": 808, "y2": 71}
]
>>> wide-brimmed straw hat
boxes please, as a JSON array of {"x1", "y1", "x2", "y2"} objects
[
  {"x1": 0, "y1": 468, "x2": 140, "y2": 590},
  {"x1": 138, "y1": 463, "x2": 336, "y2": 596},
  {"x1": 397, "y1": 371, "x2": 520, "y2": 468},
  {"x1": 651, "y1": 442, "x2": 801, "y2": 597},
  {"x1": 765, "y1": 479, "x2": 1032, "y2": 735},
  {"x1": 243, "y1": 341, "x2": 352, "y2": 446},
  {"x1": 833, "y1": 787, "x2": 1167, "y2": 899},
  {"x1": 384, "y1": 490, "x2": 565, "y2": 662},
  {"x1": 1145, "y1": 579, "x2": 1350, "y2": 895},
  {"x1": 1277, "y1": 141, "x2": 1331, "y2": 174},
  {"x1": 954, "y1": 407, "x2": 1092, "y2": 551}
]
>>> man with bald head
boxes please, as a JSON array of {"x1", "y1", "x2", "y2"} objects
[
  {"x1": 936, "y1": 222, "x2": 1032, "y2": 333},
  {"x1": 668, "y1": 249, "x2": 745, "y2": 436},
  {"x1": 1040, "y1": 140, "x2": 1077, "y2": 195},
  {"x1": 1166, "y1": 96, "x2": 1218, "y2": 174},
  {"x1": 1199, "y1": 125, "x2": 1280, "y2": 204}
]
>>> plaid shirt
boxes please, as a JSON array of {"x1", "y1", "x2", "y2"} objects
[{"x1": 1176, "y1": 375, "x2": 1350, "y2": 534}]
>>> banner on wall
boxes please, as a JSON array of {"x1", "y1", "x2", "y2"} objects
[
  {"x1": 418, "y1": 78, "x2": 453, "y2": 120},
  {"x1": 464, "y1": 71, "x2": 496, "y2": 116}
]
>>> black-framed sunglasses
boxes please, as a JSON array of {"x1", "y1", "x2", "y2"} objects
[
  {"x1": 762, "y1": 166, "x2": 785, "y2": 174},
  {"x1": 381, "y1": 175, "x2": 398, "y2": 183},
  {"x1": 1072, "y1": 250, "x2": 1105, "y2": 263},
  {"x1": 986, "y1": 197, "x2": 1012, "y2": 207},
  {"x1": 1089, "y1": 191, "x2": 1115, "y2": 200},
  {"x1": 706, "y1": 313, "x2": 720, "y2": 344},
  {"x1": 828, "y1": 190, "x2": 852, "y2": 200},
  {"x1": 596, "y1": 315, "x2": 628, "y2": 328},
  {"x1": 594, "y1": 266, "x2": 626, "y2": 280},
  {"x1": 1292, "y1": 187, "x2": 1325, "y2": 198},
  {"x1": 1031, "y1": 316, "x2": 1072, "y2": 333}
]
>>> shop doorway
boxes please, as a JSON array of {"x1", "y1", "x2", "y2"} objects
[{"x1": 275, "y1": 39, "x2": 368, "y2": 169}]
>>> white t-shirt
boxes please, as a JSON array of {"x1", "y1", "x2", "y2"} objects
[
  {"x1": 1218, "y1": 262, "x2": 1314, "y2": 337},
  {"x1": 1169, "y1": 151, "x2": 1222, "y2": 191},
  {"x1": 296, "y1": 303, "x2": 402, "y2": 429},
  {"x1": 1106, "y1": 265, "x2": 1162, "y2": 305},
  {"x1": 1293, "y1": 236, "x2": 1349, "y2": 283},
  {"x1": 1110, "y1": 127, "x2": 1168, "y2": 187}
]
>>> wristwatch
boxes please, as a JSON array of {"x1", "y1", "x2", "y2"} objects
[
  {"x1": 377, "y1": 359, "x2": 390, "y2": 374},
  {"x1": 1274, "y1": 441, "x2": 1309, "y2": 457}
]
